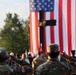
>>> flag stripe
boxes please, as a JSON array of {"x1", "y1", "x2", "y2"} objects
[
  {"x1": 30, "y1": 13, "x2": 33, "y2": 53},
  {"x1": 54, "y1": 0, "x2": 59, "y2": 45},
  {"x1": 75, "y1": 0, "x2": 76, "y2": 50},
  {"x1": 67, "y1": 0, "x2": 72, "y2": 55},
  {"x1": 30, "y1": 12, "x2": 38, "y2": 54},
  {"x1": 46, "y1": 12, "x2": 51, "y2": 46},
  {"x1": 62, "y1": 0, "x2": 68, "y2": 53},
  {"x1": 58, "y1": 0, "x2": 63, "y2": 52},
  {"x1": 35, "y1": 13, "x2": 39, "y2": 51},
  {"x1": 71, "y1": 0, "x2": 75, "y2": 50}
]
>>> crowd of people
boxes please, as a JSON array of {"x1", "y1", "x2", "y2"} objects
[{"x1": 0, "y1": 44, "x2": 76, "y2": 75}]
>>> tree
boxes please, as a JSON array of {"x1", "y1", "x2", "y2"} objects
[{"x1": 0, "y1": 13, "x2": 28, "y2": 54}]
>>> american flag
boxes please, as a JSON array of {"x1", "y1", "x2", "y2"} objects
[
  {"x1": 29, "y1": 0, "x2": 76, "y2": 55},
  {"x1": 30, "y1": 0, "x2": 54, "y2": 12}
]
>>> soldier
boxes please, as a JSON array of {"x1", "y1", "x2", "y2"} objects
[
  {"x1": 10, "y1": 54, "x2": 32, "y2": 75},
  {"x1": 32, "y1": 50, "x2": 46, "y2": 71},
  {"x1": 61, "y1": 51, "x2": 76, "y2": 75},
  {"x1": 0, "y1": 47, "x2": 15, "y2": 75},
  {"x1": 34, "y1": 44, "x2": 70, "y2": 75}
]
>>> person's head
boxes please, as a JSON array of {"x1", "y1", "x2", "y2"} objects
[
  {"x1": 0, "y1": 47, "x2": 8, "y2": 61},
  {"x1": 47, "y1": 44, "x2": 59, "y2": 58}
]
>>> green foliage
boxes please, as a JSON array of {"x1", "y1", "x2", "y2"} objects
[{"x1": 0, "y1": 13, "x2": 30, "y2": 54}]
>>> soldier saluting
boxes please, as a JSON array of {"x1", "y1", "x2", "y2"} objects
[{"x1": 34, "y1": 44, "x2": 70, "y2": 75}]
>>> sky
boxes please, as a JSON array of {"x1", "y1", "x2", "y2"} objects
[{"x1": 0, "y1": 0, "x2": 30, "y2": 29}]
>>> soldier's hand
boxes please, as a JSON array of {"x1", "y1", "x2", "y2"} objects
[{"x1": 60, "y1": 51, "x2": 67, "y2": 57}]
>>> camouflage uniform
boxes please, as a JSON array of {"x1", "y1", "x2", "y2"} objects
[
  {"x1": 61, "y1": 51, "x2": 76, "y2": 75},
  {"x1": 34, "y1": 44, "x2": 70, "y2": 75},
  {"x1": 32, "y1": 56, "x2": 46, "y2": 70},
  {"x1": 35, "y1": 59, "x2": 69, "y2": 75}
]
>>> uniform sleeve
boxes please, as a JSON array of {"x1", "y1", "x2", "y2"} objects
[
  {"x1": 10, "y1": 56, "x2": 29, "y2": 65},
  {"x1": 61, "y1": 52, "x2": 76, "y2": 62},
  {"x1": 34, "y1": 65, "x2": 44, "y2": 75}
]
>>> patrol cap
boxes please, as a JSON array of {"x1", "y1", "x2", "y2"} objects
[
  {"x1": 47, "y1": 44, "x2": 59, "y2": 53},
  {"x1": 0, "y1": 47, "x2": 7, "y2": 59}
]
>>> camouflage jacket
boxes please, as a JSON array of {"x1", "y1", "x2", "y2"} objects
[
  {"x1": 32, "y1": 56, "x2": 46, "y2": 70},
  {"x1": 34, "y1": 58, "x2": 70, "y2": 75}
]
